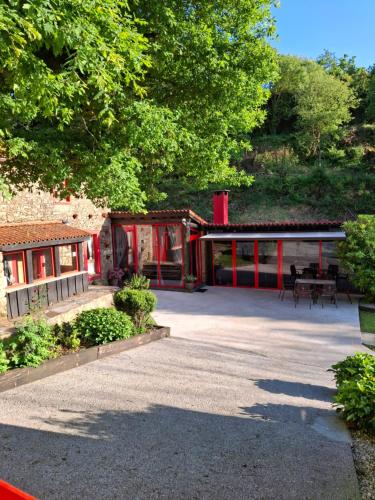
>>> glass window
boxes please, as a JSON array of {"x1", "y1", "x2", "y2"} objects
[
  {"x1": 213, "y1": 241, "x2": 233, "y2": 285},
  {"x1": 137, "y1": 225, "x2": 158, "y2": 285},
  {"x1": 158, "y1": 225, "x2": 183, "y2": 286},
  {"x1": 282, "y1": 241, "x2": 320, "y2": 278},
  {"x1": 258, "y1": 241, "x2": 278, "y2": 288},
  {"x1": 32, "y1": 248, "x2": 54, "y2": 280},
  {"x1": 3, "y1": 252, "x2": 25, "y2": 286},
  {"x1": 59, "y1": 244, "x2": 77, "y2": 274},
  {"x1": 321, "y1": 241, "x2": 342, "y2": 277},
  {"x1": 236, "y1": 242, "x2": 255, "y2": 287}
]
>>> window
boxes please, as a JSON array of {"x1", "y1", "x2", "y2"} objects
[
  {"x1": 59, "y1": 244, "x2": 78, "y2": 273},
  {"x1": 213, "y1": 241, "x2": 233, "y2": 286},
  {"x1": 32, "y1": 248, "x2": 54, "y2": 280},
  {"x1": 3, "y1": 252, "x2": 25, "y2": 286}
]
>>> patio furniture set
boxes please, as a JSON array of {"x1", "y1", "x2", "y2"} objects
[{"x1": 279, "y1": 264, "x2": 342, "y2": 308}]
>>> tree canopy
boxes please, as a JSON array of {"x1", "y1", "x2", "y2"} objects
[
  {"x1": 0, "y1": 0, "x2": 278, "y2": 209},
  {"x1": 265, "y1": 55, "x2": 356, "y2": 157}
]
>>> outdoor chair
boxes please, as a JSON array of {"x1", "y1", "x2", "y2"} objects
[
  {"x1": 309, "y1": 263, "x2": 319, "y2": 278},
  {"x1": 301, "y1": 268, "x2": 314, "y2": 279},
  {"x1": 290, "y1": 264, "x2": 300, "y2": 278},
  {"x1": 294, "y1": 282, "x2": 313, "y2": 309},
  {"x1": 318, "y1": 283, "x2": 338, "y2": 308},
  {"x1": 279, "y1": 275, "x2": 296, "y2": 301}
]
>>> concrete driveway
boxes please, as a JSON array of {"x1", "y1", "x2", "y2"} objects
[{"x1": 0, "y1": 288, "x2": 365, "y2": 499}]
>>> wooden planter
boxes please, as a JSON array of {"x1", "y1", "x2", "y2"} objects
[
  {"x1": 0, "y1": 326, "x2": 170, "y2": 393},
  {"x1": 358, "y1": 303, "x2": 375, "y2": 348}
]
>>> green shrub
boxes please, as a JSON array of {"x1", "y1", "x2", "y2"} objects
[
  {"x1": 74, "y1": 308, "x2": 134, "y2": 346},
  {"x1": 0, "y1": 341, "x2": 9, "y2": 373},
  {"x1": 7, "y1": 318, "x2": 58, "y2": 368},
  {"x1": 339, "y1": 215, "x2": 375, "y2": 302},
  {"x1": 53, "y1": 322, "x2": 80, "y2": 352},
  {"x1": 124, "y1": 273, "x2": 150, "y2": 290},
  {"x1": 331, "y1": 353, "x2": 375, "y2": 386},
  {"x1": 331, "y1": 353, "x2": 375, "y2": 432},
  {"x1": 114, "y1": 289, "x2": 157, "y2": 331}
]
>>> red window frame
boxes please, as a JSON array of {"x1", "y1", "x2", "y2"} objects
[
  {"x1": 3, "y1": 251, "x2": 26, "y2": 286},
  {"x1": 31, "y1": 247, "x2": 55, "y2": 281},
  {"x1": 211, "y1": 239, "x2": 335, "y2": 290},
  {"x1": 59, "y1": 243, "x2": 79, "y2": 274},
  {"x1": 151, "y1": 223, "x2": 185, "y2": 289},
  {"x1": 112, "y1": 224, "x2": 138, "y2": 271}
]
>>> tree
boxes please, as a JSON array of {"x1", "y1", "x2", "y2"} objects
[
  {"x1": 317, "y1": 50, "x2": 369, "y2": 123},
  {"x1": 339, "y1": 215, "x2": 375, "y2": 302},
  {"x1": 0, "y1": 0, "x2": 278, "y2": 209},
  {"x1": 265, "y1": 55, "x2": 356, "y2": 158},
  {"x1": 366, "y1": 69, "x2": 375, "y2": 123}
]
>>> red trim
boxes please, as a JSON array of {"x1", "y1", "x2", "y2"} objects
[
  {"x1": 232, "y1": 240, "x2": 237, "y2": 287},
  {"x1": 31, "y1": 247, "x2": 54, "y2": 280},
  {"x1": 277, "y1": 240, "x2": 283, "y2": 289},
  {"x1": 3, "y1": 250, "x2": 26, "y2": 285},
  {"x1": 0, "y1": 480, "x2": 36, "y2": 500},
  {"x1": 93, "y1": 234, "x2": 101, "y2": 274}
]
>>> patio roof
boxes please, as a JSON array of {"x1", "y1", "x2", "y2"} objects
[{"x1": 200, "y1": 231, "x2": 346, "y2": 241}]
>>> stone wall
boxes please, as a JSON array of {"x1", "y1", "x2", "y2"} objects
[{"x1": 0, "y1": 188, "x2": 114, "y2": 283}]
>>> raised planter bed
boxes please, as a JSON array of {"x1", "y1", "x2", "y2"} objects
[{"x1": 0, "y1": 326, "x2": 170, "y2": 393}]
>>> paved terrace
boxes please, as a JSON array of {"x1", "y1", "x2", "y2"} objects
[{"x1": 0, "y1": 288, "x2": 367, "y2": 499}]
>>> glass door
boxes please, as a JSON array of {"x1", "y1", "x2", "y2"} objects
[
  {"x1": 235, "y1": 241, "x2": 255, "y2": 287},
  {"x1": 213, "y1": 242, "x2": 233, "y2": 285},
  {"x1": 258, "y1": 241, "x2": 279, "y2": 288}
]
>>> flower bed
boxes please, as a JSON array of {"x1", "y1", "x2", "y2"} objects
[
  {"x1": 0, "y1": 282, "x2": 169, "y2": 393},
  {"x1": 0, "y1": 325, "x2": 170, "y2": 393}
]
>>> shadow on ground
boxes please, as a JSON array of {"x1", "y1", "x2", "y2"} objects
[{"x1": 0, "y1": 403, "x2": 359, "y2": 500}]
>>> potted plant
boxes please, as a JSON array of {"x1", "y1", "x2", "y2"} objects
[
  {"x1": 108, "y1": 267, "x2": 125, "y2": 287},
  {"x1": 339, "y1": 215, "x2": 375, "y2": 348},
  {"x1": 184, "y1": 274, "x2": 197, "y2": 292}
]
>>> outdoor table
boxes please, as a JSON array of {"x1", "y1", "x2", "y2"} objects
[
  {"x1": 295, "y1": 279, "x2": 336, "y2": 286},
  {"x1": 295, "y1": 279, "x2": 336, "y2": 304}
]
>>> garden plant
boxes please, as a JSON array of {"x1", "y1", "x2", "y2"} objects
[
  {"x1": 331, "y1": 353, "x2": 375, "y2": 432},
  {"x1": 114, "y1": 288, "x2": 157, "y2": 332}
]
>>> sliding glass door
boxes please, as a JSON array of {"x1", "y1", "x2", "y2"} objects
[
  {"x1": 235, "y1": 241, "x2": 256, "y2": 287},
  {"x1": 212, "y1": 240, "x2": 280, "y2": 289}
]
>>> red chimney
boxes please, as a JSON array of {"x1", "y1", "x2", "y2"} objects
[{"x1": 213, "y1": 190, "x2": 229, "y2": 224}]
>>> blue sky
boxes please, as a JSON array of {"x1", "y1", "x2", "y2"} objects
[{"x1": 271, "y1": 0, "x2": 375, "y2": 68}]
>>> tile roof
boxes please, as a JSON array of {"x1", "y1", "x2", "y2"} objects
[
  {"x1": 205, "y1": 220, "x2": 344, "y2": 230},
  {"x1": 0, "y1": 221, "x2": 91, "y2": 248},
  {"x1": 110, "y1": 209, "x2": 207, "y2": 225}
]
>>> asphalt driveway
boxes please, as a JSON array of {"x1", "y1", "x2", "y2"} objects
[{"x1": 0, "y1": 288, "x2": 365, "y2": 499}]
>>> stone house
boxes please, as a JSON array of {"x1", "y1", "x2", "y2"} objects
[{"x1": 0, "y1": 188, "x2": 113, "y2": 319}]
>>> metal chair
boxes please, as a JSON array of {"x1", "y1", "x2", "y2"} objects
[
  {"x1": 318, "y1": 283, "x2": 338, "y2": 308},
  {"x1": 279, "y1": 275, "x2": 296, "y2": 301},
  {"x1": 301, "y1": 268, "x2": 314, "y2": 279},
  {"x1": 294, "y1": 282, "x2": 313, "y2": 309}
]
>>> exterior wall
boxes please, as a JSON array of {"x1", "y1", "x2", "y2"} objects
[{"x1": 0, "y1": 189, "x2": 114, "y2": 283}]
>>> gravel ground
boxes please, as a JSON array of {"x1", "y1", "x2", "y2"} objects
[{"x1": 352, "y1": 430, "x2": 375, "y2": 499}]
